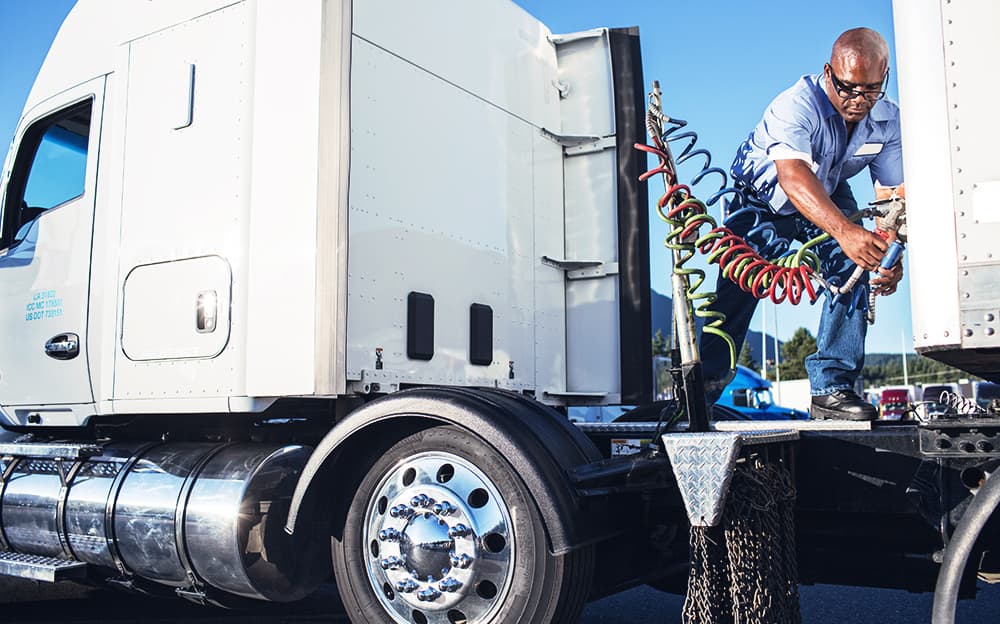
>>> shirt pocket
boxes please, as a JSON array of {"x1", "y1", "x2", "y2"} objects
[{"x1": 842, "y1": 152, "x2": 877, "y2": 180}]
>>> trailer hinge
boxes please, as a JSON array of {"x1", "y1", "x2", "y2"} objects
[
  {"x1": 542, "y1": 391, "x2": 609, "y2": 403},
  {"x1": 541, "y1": 256, "x2": 618, "y2": 280},
  {"x1": 551, "y1": 80, "x2": 571, "y2": 99},
  {"x1": 547, "y1": 29, "x2": 607, "y2": 46},
  {"x1": 540, "y1": 128, "x2": 617, "y2": 156},
  {"x1": 347, "y1": 370, "x2": 400, "y2": 396}
]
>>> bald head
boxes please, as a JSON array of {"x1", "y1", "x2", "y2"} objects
[
  {"x1": 831, "y1": 28, "x2": 889, "y2": 71},
  {"x1": 823, "y1": 28, "x2": 889, "y2": 125}
]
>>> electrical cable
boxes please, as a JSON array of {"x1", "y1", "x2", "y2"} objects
[
  {"x1": 940, "y1": 390, "x2": 985, "y2": 416},
  {"x1": 636, "y1": 92, "x2": 827, "y2": 372}
]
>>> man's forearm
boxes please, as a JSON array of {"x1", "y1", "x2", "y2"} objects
[
  {"x1": 774, "y1": 159, "x2": 851, "y2": 236},
  {"x1": 774, "y1": 158, "x2": 887, "y2": 270}
]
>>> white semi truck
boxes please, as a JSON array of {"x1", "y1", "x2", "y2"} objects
[{"x1": 0, "y1": 1, "x2": 998, "y2": 623}]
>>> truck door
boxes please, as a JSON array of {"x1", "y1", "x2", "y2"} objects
[{"x1": 0, "y1": 77, "x2": 105, "y2": 408}]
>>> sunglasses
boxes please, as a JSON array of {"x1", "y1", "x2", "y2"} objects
[{"x1": 825, "y1": 64, "x2": 888, "y2": 101}]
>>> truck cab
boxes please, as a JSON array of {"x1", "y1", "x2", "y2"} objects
[
  {"x1": 715, "y1": 366, "x2": 808, "y2": 420},
  {"x1": 879, "y1": 387, "x2": 910, "y2": 420}
]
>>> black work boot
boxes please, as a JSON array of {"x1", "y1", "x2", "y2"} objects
[{"x1": 810, "y1": 389, "x2": 878, "y2": 421}]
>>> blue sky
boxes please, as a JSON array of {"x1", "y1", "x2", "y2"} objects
[{"x1": 0, "y1": 0, "x2": 911, "y2": 354}]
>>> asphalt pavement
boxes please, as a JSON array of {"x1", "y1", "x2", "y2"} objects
[{"x1": 1, "y1": 577, "x2": 998, "y2": 623}]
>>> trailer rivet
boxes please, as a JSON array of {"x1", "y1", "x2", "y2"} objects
[
  {"x1": 965, "y1": 329, "x2": 974, "y2": 337},
  {"x1": 987, "y1": 328, "x2": 995, "y2": 336},
  {"x1": 986, "y1": 314, "x2": 995, "y2": 322}
]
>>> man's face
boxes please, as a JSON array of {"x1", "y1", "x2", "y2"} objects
[{"x1": 823, "y1": 54, "x2": 887, "y2": 124}]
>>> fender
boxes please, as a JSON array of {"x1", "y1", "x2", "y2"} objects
[
  {"x1": 932, "y1": 469, "x2": 1000, "y2": 624},
  {"x1": 284, "y1": 387, "x2": 606, "y2": 556}
]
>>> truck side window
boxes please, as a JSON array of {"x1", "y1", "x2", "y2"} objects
[{"x1": 1, "y1": 99, "x2": 92, "y2": 248}]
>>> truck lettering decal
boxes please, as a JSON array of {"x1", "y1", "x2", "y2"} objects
[{"x1": 25, "y1": 290, "x2": 63, "y2": 322}]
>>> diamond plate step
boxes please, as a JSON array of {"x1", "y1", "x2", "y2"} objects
[
  {"x1": 0, "y1": 442, "x2": 102, "y2": 460},
  {"x1": 573, "y1": 422, "x2": 662, "y2": 434},
  {"x1": 661, "y1": 430, "x2": 799, "y2": 527},
  {"x1": 0, "y1": 550, "x2": 88, "y2": 582}
]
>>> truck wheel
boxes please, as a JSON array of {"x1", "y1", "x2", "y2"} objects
[{"x1": 332, "y1": 425, "x2": 593, "y2": 624}]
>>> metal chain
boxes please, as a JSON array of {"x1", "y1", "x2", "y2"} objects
[{"x1": 683, "y1": 454, "x2": 800, "y2": 624}]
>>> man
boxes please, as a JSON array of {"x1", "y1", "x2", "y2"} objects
[{"x1": 700, "y1": 28, "x2": 904, "y2": 421}]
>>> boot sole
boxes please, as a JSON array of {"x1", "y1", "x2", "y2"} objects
[{"x1": 810, "y1": 403, "x2": 877, "y2": 421}]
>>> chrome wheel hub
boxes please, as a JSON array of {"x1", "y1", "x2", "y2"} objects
[{"x1": 364, "y1": 452, "x2": 514, "y2": 623}]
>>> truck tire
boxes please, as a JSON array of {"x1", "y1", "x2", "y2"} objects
[{"x1": 331, "y1": 425, "x2": 593, "y2": 624}]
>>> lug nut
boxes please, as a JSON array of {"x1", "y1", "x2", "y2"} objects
[
  {"x1": 410, "y1": 494, "x2": 433, "y2": 508},
  {"x1": 395, "y1": 578, "x2": 419, "y2": 593},
  {"x1": 390, "y1": 504, "x2": 415, "y2": 519},
  {"x1": 438, "y1": 577, "x2": 463, "y2": 593},
  {"x1": 417, "y1": 588, "x2": 441, "y2": 602},
  {"x1": 380, "y1": 556, "x2": 404, "y2": 570},
  {"x1": 433, "y1": 501, "x2": 457, "y2": 516},
  {"x1": 378, "y1": 528, "x2": 401, "y2": 542},
  {"x1": 448, "y1": 523, "x2": 472, "y2": 538},
  {"x1": 449, "y1": 552, "x2": 473, "y2": 569}
]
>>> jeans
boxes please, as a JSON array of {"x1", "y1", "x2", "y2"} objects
[{"x1": 699, "y1": 180, "x2": 867, "y2": 402}]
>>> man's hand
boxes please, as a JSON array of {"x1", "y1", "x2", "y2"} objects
[
  {"x1": 874, "y1": 183, "x2": 906, "y2": 237},
  {"x1": 836, "y1": 222, "x2": 888, "y2": 271},
  {"x1": 874, "y1": 182, "x2": 906, "y2": 201},
  {"x1": 871, "y1": 261, "x2": 903, "y2": 296}
]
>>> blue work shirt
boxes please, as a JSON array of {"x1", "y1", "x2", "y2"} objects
[{"x1": 731, "y1": 73, "x2": 903, "y2": 215}]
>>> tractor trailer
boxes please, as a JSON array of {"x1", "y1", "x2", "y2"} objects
[{"x1": 0, "y1": 1, "x2": 998, "y2": 624}]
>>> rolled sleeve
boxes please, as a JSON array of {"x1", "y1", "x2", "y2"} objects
[
  {"x1": 869, "y1": 130, "x2": 904, "y2": 187},
  {"x1": 759, "y1": 92, "x2": 817, "y2": 167}
]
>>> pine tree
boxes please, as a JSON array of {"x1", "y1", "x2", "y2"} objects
[
  {"x1": 652, "y1": 328, "x2": 668, "y2": 357},
  {"x1": 737, "y1": 341, "x2": 758, "y2": 371},
  {"x1": 780, "y1": 327, "x2": 817, "y2": 380}
]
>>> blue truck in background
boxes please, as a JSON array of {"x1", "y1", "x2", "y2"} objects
[
  {"x1": 714, "y1": 366, "x2": 809, "y2": 420},
  {"x1": 571, "y1": 365, "x2": 808, "y2": 422}
]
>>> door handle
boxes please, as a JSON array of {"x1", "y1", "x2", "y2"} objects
[{"x1": 45, "y1": 333, "x2": 80, "y2": 360}]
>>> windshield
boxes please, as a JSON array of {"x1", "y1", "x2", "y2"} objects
[
  {"x1": 752, "y1": 388, "x2": 773, "y2": 407},
  {"x1": 922, "y1": 386, "x2": 951, "y2": 402},
  {"x1": 977, "y1": 383, "x2": 1000, "y2": 408}
]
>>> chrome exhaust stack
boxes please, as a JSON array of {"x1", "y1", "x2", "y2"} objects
[{"x1": 0, "y1": 441, "x2": 327, "y2": 602}]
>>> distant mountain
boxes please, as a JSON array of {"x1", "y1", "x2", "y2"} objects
[{"x1": 651, "y1": 288, "x2": 783, "y2": 365}]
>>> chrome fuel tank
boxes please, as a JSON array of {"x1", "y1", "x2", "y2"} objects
[{"x1": 0, "y1": 442, "x2": 324, "y2": 601}]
